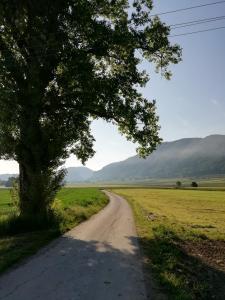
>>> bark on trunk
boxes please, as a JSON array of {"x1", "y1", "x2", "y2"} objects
[
  {"x1": 19, "y1": 163, "x2": 29, "y2": 215},
  {"x1": 19, "y1": 162, "x2": 48, "y2": 217}
]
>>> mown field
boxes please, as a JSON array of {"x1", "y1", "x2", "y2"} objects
[
  {"x1": 113, "y1": 188, "x2": 225, "y2": 300},
  {"x1": 0, "y1": 187, "x2": 108, "y2": 274},
  {"x1": 68, "y1": 177, "x2": 225, "y2": 191},
  {"x1": 132, "y1": 177, "x2": 225, "y2": 188}
]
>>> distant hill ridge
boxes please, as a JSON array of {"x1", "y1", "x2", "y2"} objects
[
  {"x1": 1, "y1": 135, "x2": 225, "y2": 183},
  {"x1": 0, "y1": 174, "x2": 18, "y2": 181},
  {"x1": 66, "y1": 167, "x2": 93, "y2": 183},
  {"x1": 91, "y1": 134, "x2": 225, "y2": 182}
]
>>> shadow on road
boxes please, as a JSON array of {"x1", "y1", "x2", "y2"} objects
[
  {"x1": 1, "y1": 230, "x2": 224, "y2": 300},
  {"x1": 0, "y1": 234, "x2": 148, "y2": 300}
]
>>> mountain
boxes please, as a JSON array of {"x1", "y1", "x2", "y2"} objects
[
  {"x1": 65, "y1": 167, "x2": 93, "y2": 183},
  {"x1": 1, "y1": 135, "x2": 225, "y2": 183},
  {"x1": 0, "y1": 167, "x2": 93, "y2": 184},
  {"x1": 0, "y1": 174, "x2": 18, "y2": 181},
  {"x1": 91, "y1": 135, "x2": 225, "y2": 182}
]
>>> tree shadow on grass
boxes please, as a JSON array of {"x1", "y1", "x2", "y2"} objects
[
  {"x1": 0, "y1": 204, "x2": 107, "y2": 275},
  {"x1": 137, "y1": 227, "x2": 225, "y2": 300},
  {"x1": 0, "y1": 234, "x2": 149, "y2": 300}
]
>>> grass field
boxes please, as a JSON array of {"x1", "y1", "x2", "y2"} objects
[
  {"x1": 0, "y1": 187, "x2": 108, "y2": 274},
  {"x1": 113, "y1": 188, "x2": 225, "y2": 300},
  {"x1": 67, "y1": 176, "x2": 225, "y2": 191},
  {"x1": 128, "y1": 177, "x2": 225, "y2": 188}
]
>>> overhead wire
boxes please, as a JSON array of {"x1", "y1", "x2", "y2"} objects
[
  {"x1": 1, "y1": 26, "x2": 225, "y2": 59},
  {"x1": 170, "y1": 15, "x2": 225, "y2": 27},
  {"x1": 1, "y1": 27, "x2": 225, "y2": 57},
  {"x1": 170, "y1": 15, "x2": 225, "y2": 29},
  {"x1": 151, "y1": 0, "x2": 225, "y2": 17},
  {"x1": 169, "y1": 25, "x2": 225, "y2": 37},
  {"x1": 1, "y1": 2, "x2": 225, "y2": 41},
  {"x1": 1, "y1": 2, "x2": 225, "y2": 57}
]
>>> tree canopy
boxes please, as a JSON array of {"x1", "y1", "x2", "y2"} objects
[{"x1": 0, "y1": 0, "x2": 181, "y2": 216}]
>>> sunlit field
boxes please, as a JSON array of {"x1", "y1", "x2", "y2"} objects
[
  {"x1": 65, "y1": 176, "x2": 225, "y2": 191},
  {"x1": 113, "y1": 188, "x2": 225, "y2": 300}
]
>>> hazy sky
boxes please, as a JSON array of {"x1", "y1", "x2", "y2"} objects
[{"x1": 1, "y1": 0, "x2": 225, "y2": 173}]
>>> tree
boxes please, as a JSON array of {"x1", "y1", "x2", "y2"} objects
[
  {"x1": 176, "y1": 181, "x2": 182, "y2": 188},
  {"x1": 191, "y1": 181, "x2": 198, "y2": 188},
  {"x1": 0, "y1": 1, "x2": 181, "y2": 218},
  {"x1": 4, "y1": 176, "x2": 18, "y2": 187},
  {"x1": 0, "y1": 179, "x2": 6, "y2": 186}
]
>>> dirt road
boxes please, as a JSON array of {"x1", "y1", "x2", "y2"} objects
[{"x1": 0, "y1": 191, "x2": 148, "y2": 300}]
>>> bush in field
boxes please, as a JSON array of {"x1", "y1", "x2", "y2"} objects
[
  {"x1": 5, "y1": 177, "x2": 18, "y2": 188},
  {"x1": 191, "y1": 181, "x2": 198, "y2": 188},
  {"x1": 176, "y1": 181, "x2": 182, "y2": 188}
]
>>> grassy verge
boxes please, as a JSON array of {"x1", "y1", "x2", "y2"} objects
[
  {"x1": 112, "y1": 188, "x2": 225, "y2": 300},
  {"x1": 0, "y1": 187, "x2": 108, "y2": 274}
]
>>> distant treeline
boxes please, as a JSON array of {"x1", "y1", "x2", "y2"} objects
[{"x1": 0, "y1": 176, "x2": 18, "y2": 187}]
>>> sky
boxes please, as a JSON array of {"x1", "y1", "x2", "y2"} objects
[{"x1": 1, "y1": 0, "x2": 225, "y2": 173}]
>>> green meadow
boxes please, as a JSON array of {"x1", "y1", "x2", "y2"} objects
[{"x1": 113, "y1": 188, "x2": 225, "y2": 300}]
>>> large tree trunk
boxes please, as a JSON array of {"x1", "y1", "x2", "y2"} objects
[
  {"x1": 17, "y1": 99, "x2": 50, "y2": 218},
  {"x1": 17, "y1": 91, "x2": 64, "y2": 219},
  {"x1": 18, "y1": 157, "x2": 64, "y2": 219},
  {"x1": 19, "y1": 162, "x2": 49, "y2": 217}
]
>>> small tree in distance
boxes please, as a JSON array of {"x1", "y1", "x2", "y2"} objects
[
  {"x1": 191, "y1": 182, "x2": 198, "y2": 188},
  {"x1": 4, "y1": 177, "x2": 18, "y2": 188},
  {"x1": 176, "y1": 181, "x2": 182, "y2": 188}
]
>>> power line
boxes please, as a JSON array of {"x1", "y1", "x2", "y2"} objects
[
  {"x1": 170, "y1": 25, "x2": 225, "y2": 37},
  {"x1": 1, "y1": 22, "x2": 225, "y2": 58},
  {"x1": 1, "y1": 25, "x2": 225, "y2": 57},
  {"x1": 1, "y1": 8, "x2": 225, "y2": 45},
  {"x1": 170, "y1": 15, "x2": 225, "y2": 29},
  {"x1": 151, "y1": 1, "x2": 225, "y2": 17},
  {"x1": 1, "y1": 25, "x2": 224, "y2": 58}
]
